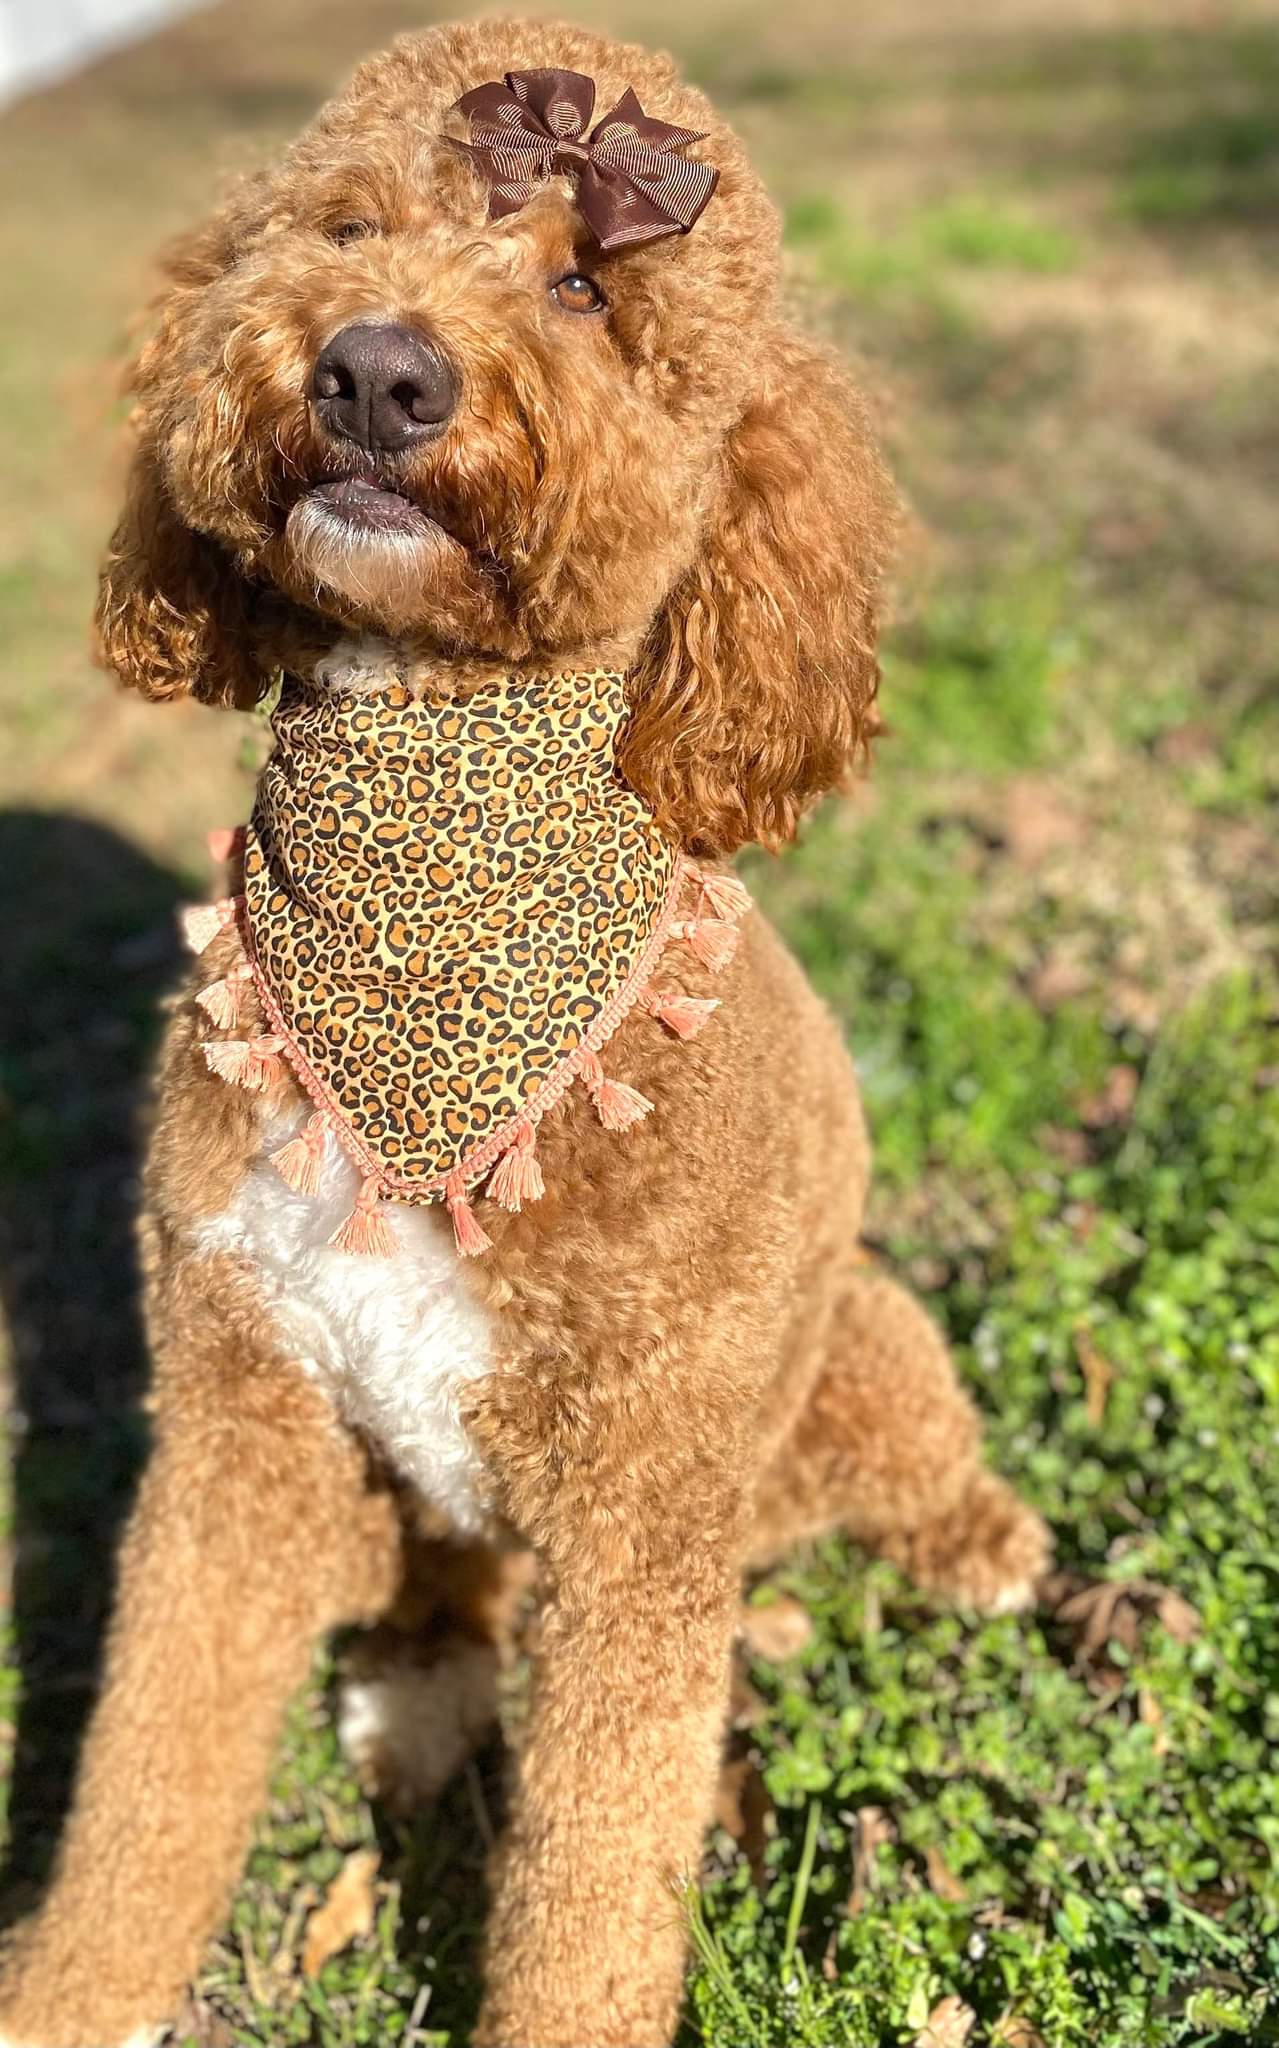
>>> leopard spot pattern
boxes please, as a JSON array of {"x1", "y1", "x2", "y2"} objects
[{"x1": 244, "y1": 668, "x2": 677, "y2": 1193}]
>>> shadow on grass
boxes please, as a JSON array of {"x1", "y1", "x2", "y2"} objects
[
  {"x1": 0, "y1": 810, "x2": 183, "y2": 1906},
  {"x1": 0, "y1": 809, "x2": 499, "y2": 2019}
]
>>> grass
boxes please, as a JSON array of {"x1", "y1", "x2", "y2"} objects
[
  {"x1": 1, "y1": 0, "x2": 1278, "y2": 2044},
  {"x1": 679, "y1": 977, "x2": 1279, "y2": 2045},
  {"x1": 785, "y1": 193, "x2": 1079, "y2": 310}
]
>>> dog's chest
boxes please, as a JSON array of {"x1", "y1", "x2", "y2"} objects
[{"x1": 192, "y1": 1106, "x2": 495, "y2": 1530}]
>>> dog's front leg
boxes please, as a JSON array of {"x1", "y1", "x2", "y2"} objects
[
  {"x1": 470, "y1": 1355, "x2": 746, "y2": 2048},
  {"x1": 0, "y1": 1278, "x2": 401, "y2": 2048}
]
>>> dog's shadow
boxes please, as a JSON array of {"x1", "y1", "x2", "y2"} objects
[
  {"x1": 0, "y1": 808, "x2": 182, "y2": 1906},
  {"x1": 0, "y1": 809, "x2": 493, "y2": 2017}
]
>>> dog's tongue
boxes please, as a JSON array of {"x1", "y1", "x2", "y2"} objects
[{"x1": 307, "y1": 476, "x2": 431, "y2": 537}]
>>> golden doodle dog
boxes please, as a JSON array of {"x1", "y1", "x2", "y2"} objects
[{"x1": 0, "y1": 19, "x2": 1050, "y2": 2047}]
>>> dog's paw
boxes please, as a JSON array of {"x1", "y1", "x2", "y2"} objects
[
  {"x1": 883, "y1": 1469, "x2": 1053, "y2": 1616},
  {"x1": 338, "y1": 1634, "x2": 499, "y2": 1812}
]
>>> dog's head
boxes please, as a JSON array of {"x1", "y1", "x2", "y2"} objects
[{"x1": 96, "y1": 18, "x2": 894, "y2": 853}]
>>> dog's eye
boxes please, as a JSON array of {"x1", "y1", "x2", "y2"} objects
[
  {"x1": 328, "y1": 220, "x2": 378, "y2": 246},
  {"x1": 550, "y1": 272, "x2": 606, "y2": 315}
]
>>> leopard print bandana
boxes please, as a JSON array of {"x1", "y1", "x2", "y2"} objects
[{"x1": 184, "y1": 651, "x2": 748, "y2": 1255}]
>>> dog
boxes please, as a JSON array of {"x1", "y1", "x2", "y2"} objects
[{"x1": 0, "y1": 20, "x2": 1050, "y2": 2047}]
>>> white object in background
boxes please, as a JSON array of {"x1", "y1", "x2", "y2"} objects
[{"x1": 0, "y1": 0, "x2": 209, "y2": 111}]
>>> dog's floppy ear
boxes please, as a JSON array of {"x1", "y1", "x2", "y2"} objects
[
  {"x1": 94, "y1": 195, "x2": 267, "y2": 708},
  {"x1": 620, "y1": 331, "x2": 895, "y2": 856},
  {"x1": 93, "y1": 438, "x2": 262, "y2": 709}
]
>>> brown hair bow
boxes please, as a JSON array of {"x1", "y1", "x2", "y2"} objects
[{"x1": 449, "y1": 67, "x2": 719, "y2": 252}]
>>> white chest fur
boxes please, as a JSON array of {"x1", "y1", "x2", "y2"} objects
[{"x1": 191, "y1": 1105, "x2": 496, "y2": 1531}]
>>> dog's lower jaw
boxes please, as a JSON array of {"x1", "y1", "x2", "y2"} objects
[
  {"x1": 278, "y1": 488, "x2": 502, "y2": 643},
  {"x1": 285, "y1": 487, "x2": 458, "y2": 610}
]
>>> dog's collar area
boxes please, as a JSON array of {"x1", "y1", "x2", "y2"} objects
[{"x1": 183, "y1": 663, "x2": 750, "y2": 1258}]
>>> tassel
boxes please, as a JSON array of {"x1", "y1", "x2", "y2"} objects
[
  {"x1": 447, "y1": 1172, "x2": 494, "y2": 1256},
  {"x1": 594, "y1": 1076, "x2": 655, "y2": 1131},
  {"x1": 202, "y1": 1034, "x2": 287, "y2": 1092},
  {"x1": 181, "y1": 896, "x2": 242, "y2": 954},
  {"x1": 271, "y1": 1111, "x2": 329, "y2": 1196},
  {"x1": 330, "y1": 1175, "x2": 398, "y2": 1258},
  {"x1": 196, "y1": 966, "x2": 252, "y2": 1029},
  {"x1": 675, "y1": 918, "x2": 739, "y2": 975},
  {"x1": 642, "y1": 990, "x2": 720, "y2": 1041},
  {"x1": 488, "y1": 1123, "x2": 545, "y2": 1213},
  {"x1": 207, "y1": 824, "x2": 247, "y2": 864},
  {"x1": 699, "y1": 870, "x2": 751, "y2": 922},
  {"x1": 579, "y1": 1049, "x2": 653, "y2": 1132}
]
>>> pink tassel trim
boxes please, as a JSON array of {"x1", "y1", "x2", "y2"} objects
[
  {"x1": 488, "y1": 1122, "x2": 544, "y2": 1213},
  {"x1": 182, "y1": 897, "x2": 243, "y2": 955},
  {"x1": 641, "y1": 989, "x2": 720, "y2": 1041},
  {"x1": 579, "y1": 1049, "x2": 653, "y2": 1131},
  {"x1": 185, "y1": 853, "x2": 747, "y2": 1259},
  {"x1": 330, "y1": 1176, "x2": 398, "y2": 1258},
  {"x1": 202, "y1": 1034, "x2": 287, "y2": 1093},
  {"x1": 196, "y1": 965, "x2": 253, "y2": 1029},
  {"x1": 271, "y1": 1111, "x2": 329, "y2": 1196},
  {"x1": 675, "y1": 918, "x2": 739, "y2": 975},
  {"x1": 447, "y1": 1172, "x2": 494, "y2": 1256},
  {"x1": 699, "y1": 870, "x2": 751, "y2": 922},
  {"x1": 207, "y1": 824, "x2": 247, "y2": 864}
]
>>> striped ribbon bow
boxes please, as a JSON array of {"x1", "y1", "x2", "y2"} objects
[{"x1": 448, "y1": 67, "x2": 719, "y2": 252}]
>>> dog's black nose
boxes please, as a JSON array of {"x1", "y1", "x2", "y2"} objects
[{"x1": 312, "y1": 322, "x2": 458, "y2": 454}]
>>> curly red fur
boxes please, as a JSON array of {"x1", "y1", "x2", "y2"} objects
[
  {"x1": 622, "y1": 332, "x2": 894, "y2": 853},
  {"x1": 94, "y1": 440, "x2": 263, "y2": 708}
]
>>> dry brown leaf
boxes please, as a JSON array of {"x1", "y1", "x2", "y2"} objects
[
  {"x1": 1003, "y1": 779, "x2": 1081, "y2": 864},
  {"x1": 1079, "y1": 1063, "x2": 1140, "y2": 1130},
  {"x1": 739, "y1": 1595, "x2": 814, "y2": 1661},
  {"x1": 302, "y1": 1848, "x2": 380, "y2": 1980},
  {"x1": 846, "y1": 1805, "x2": 895, "y2": 1916},
  {"x1": 908, "y1": 1253, "x2": 953, "y2": 1293},
  {"x1": 728, "y1": 1659, "x2": 767, "y2": 1730},
  {"x1": 1075, "y1": 1326, "x2": 1115, "y2": 1429},
  {"x1": 1107, "y1": 980, "x2": 1163, "y2": 1035},
  {"x1": 1045, "y1": 1573, "x2": 1134, "y2": 1662},
  {"x1": 914, "y1": 1994, "x2": 977, "y2": 2047},
  {"x1": 170, "y1": 1997, "x2": 234, "y2": 2048},
  {"x1": 1065, "y1": 1201, "x2": 1101, "y2": 1244},
  {"x1": 1155, "y1": 1587, "x2": 1202, "y2": 1643},
  {"x1": 715, "y1": 1746, "x2": 773, "y2": 1887},
  {"x1": 1029, "y1": 951, "x2": 1093, "y2": 1012},
  {"x1": 1138, "y1": 1687, "x2": 1170, "y2": 1758},
  {"x1": 992, "y1": 2013, "x2": 1048, "y2": 2047},
  {"x1": 1040, "y1": 1124, "x2": 1092, "y2": 1168},
  {"x1": 924, "y1": 1844, "x2": 967, "y2": 1902},
  {"x1": 1155, "y1": 721, "x2": 1216, "y2": 769},
  {"x1": 1045, "y1": 1572, "x2": 1202, "y2": 1685}
]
